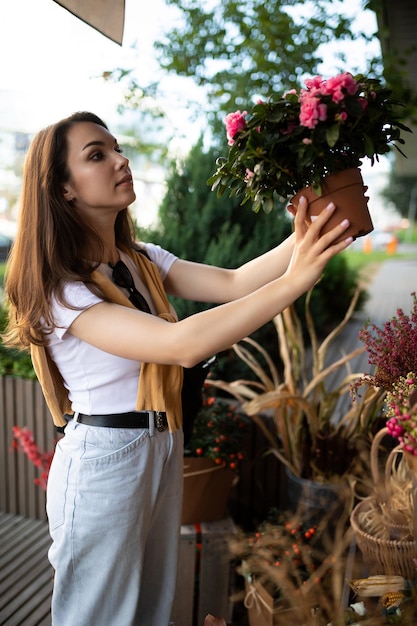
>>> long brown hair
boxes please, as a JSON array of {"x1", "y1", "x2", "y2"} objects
[{"x1": 4, "y1": 111, "x2": 137, "y2": 348}]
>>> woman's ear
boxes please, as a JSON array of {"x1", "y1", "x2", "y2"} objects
[{"x1": 62, "y1": 186, "x2": 75, "y2": 203}]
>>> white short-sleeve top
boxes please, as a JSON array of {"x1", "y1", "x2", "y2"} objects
[{"x1": 46, "y1": 243, "x2": 178, "y2": 415}]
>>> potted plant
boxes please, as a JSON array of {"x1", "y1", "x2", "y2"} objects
[
  {"x1": 209, "y1": 286, "x2": 385, "y2": 488},
  {"x1": 182, "y1": 387, "x2": 250, "y2": 524},
  {"x1": 208, "y1": 72, "x2": 410, "y2": 240}
]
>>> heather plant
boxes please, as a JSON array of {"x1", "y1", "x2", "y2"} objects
[{"x1": 352, "y1": 292, "x2": 417, "y2": 397}]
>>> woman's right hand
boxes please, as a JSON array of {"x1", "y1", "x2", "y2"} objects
[{"x1": 284, "y1": 195, "x2": 353, "y2": 295}]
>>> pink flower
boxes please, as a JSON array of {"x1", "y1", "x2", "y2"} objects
[
  {"x1": 359, "y1": 98, "x2": 368, "y2": 112},
  {"x1": 304, "y1": 76, "x2": 323, "y2": 91},
  {"x1": 333, "y1": 78, "x2": 354, "y2": 98},
  {"x1": 224, "y1": 110, "x2": 247, "y2": 146},
  {"x1": 300, "y1": 73, "x2": 359, "y2": 126},
  {"x1": 245, "y1": 168, "x2": 254, "y2": 180},
  {"x1": 299, "y1": 96, "x2": 327, "y2": 129},
  {"x1": 281, "y1": 122, "x2": 297, "y2": 135},
  {"x1": 335, "y1": 111, "x2": 348, "y2": 122},
  {"x1": 283, "y1": 89, "x2": 298, "y2": 98},
  {"x1": 322, "y1": 73, "x2": 358, "y2": 101}
]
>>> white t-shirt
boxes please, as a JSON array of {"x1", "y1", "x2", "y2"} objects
[{"x1": 46, "y1": 244, "x2": 178, "y2": 415}]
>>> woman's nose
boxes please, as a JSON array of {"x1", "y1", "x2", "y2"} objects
[{"x1": 115, "y1": 152, "x2": 129, "y2": 167}]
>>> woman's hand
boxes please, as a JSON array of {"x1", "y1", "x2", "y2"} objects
[
  {"x1": 284, "y1": 195, "x2": 353, "y2": 294},
  {"x1": 204, "y1": 615, "x2": 227, "y2": 626}
]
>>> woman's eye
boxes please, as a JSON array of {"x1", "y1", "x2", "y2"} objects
[
  {"x1": 115, "y1": 146, "x2": 123, "y2": 154},
  {"x1": 90, "y1": 151, "x2": 104, "y2": 161}
]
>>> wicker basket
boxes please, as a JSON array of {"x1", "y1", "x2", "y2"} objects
[{"x1": 350, "y1": 428, "x2": 417, "y2": 579}]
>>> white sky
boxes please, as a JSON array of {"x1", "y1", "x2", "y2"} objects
[
  {"x1": 0, "y1": 0, "x2": 179, "y2": 132},
  {"x1": 0, "y1": 0, "x2": 380, "y2": 134}
]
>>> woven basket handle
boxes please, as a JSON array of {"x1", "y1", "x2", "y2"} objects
[{"x1": 370, "y1": 427, "x2": 403, "y2": 497}]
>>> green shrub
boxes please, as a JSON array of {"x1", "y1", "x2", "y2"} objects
[{"x1": 0, "y1": 305, "x2": 35, "y2": 379}]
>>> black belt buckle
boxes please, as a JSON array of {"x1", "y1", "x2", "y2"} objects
[{"x1": 154, "y1": 411, "x2": 168, "y2": 432}]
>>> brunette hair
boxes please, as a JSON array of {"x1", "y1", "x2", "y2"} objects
[{"x1": 4, "y1": 111, "x2": 137, "y2": 348}]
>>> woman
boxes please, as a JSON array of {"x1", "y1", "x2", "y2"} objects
[{"x1": 4, "y1": 111, "x2": 352, "y2": 626}]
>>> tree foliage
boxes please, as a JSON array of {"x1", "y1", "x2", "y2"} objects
[
  {"x1": 156, "y1": 0, "x2": 381, "y2": 128},
  {"x1": 380, "y1": 170, "x2": 417, "y2": 219},
  {"x1": 148, "y1": 136, "x2": 292, "y2": 320}
]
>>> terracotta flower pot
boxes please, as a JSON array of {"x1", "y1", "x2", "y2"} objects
[
  {"x1": 182, "y1": 458, "x2": 235, "y2": 525},
  {"x1": 289, "y1": 167, "x2": 374, "y2": 243}
]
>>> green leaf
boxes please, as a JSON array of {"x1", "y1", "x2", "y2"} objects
[
  {"x1": 326, "y1": 124, "x2": 340, "y2": 148},
  {"x1": 363, "y1": 133, "x2": 375, "y2": 158}
]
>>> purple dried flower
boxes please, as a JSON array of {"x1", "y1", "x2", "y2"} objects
[{"x1": 353, "y1": 292, "x2": 417, "y2": 394}]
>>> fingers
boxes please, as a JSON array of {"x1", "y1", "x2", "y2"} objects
[
  {"x1": 293, "y1": 196, "x2": 353, "y2": 248},
  {"x1": 286, "y1": 202, "x2": 296, "y2": 218}
]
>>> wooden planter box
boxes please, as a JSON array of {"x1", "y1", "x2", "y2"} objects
[{"x1": 171, "y1": 518, "x2": 236, "y2": 626}]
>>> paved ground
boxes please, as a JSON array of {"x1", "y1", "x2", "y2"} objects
[
  {"x1": 331, "y1": 243, "x2": 416, "y2": 360},
  {"x1": 321, "y1": 243, "x2": 417, "y2": 417},
  {"x1": 359, "y1": 243, "x2": 417, "y2": 325}
]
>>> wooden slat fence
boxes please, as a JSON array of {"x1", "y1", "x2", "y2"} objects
[{"x1": 0, "y1": 377, "x2": 57, "y2": 521}]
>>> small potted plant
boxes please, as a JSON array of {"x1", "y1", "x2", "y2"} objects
[
  {"x1": 182, "y1": 387, "x2": 250, "y2": 524},
  {"x1": 208, "y1": 72, "x2": 410, "y2": 240}
]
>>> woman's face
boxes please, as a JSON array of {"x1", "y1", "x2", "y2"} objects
[{"x1": 62, "y1": 121, "x2": 136, "y2": 221}]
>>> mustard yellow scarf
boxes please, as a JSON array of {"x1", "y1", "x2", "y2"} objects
[{"x1": 31, "y1": 249, "x2": 183, "y2": 432}]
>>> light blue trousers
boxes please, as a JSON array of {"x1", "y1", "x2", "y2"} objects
[{"x1": 46, "y1": 417, "x2": 183, "y2": 626}]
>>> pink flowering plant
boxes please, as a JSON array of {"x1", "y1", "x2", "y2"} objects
[
  {"x1": 386, "y1": 374, "x2": 417, "y2": 456},
  {"x1": 11, "y1": 426, "x2": 55, "y2": 490},
  {"x1": 208, "y1": 72, "x2": 410, "y2": 213}
]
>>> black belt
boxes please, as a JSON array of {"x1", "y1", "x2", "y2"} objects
[{"x1": 70, "y1": 411, "x2": 168, "y2": 432}]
